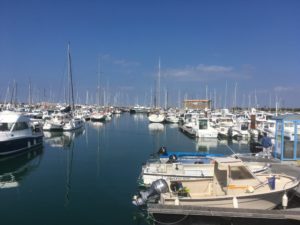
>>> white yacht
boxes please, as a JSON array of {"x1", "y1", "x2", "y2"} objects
[
  {"x1": 179, "y1": 112, "x2": 199, "y2": 137},
  {"x1": 0, "y1": 111, "x2": 43, "y2": 155},
  {"x1": 148, "y1": 113, "x2": 165, "y2": 123},
  {"x1": 63, "y1": 117, "x2": 85, "y2": 131},
  {"x1": 90, "y1": 112, "x2": 106, "y2": 122},
  {"x1": 196, "y1": 118, "x2": 218, "y2": 138},
  {"x1": 43, "y1": 112, "x2": 70, "y2": 131}
]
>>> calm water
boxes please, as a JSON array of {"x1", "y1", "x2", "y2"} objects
[{"x1": 0, "y1": 113, "x2": 274, "y2": 225}]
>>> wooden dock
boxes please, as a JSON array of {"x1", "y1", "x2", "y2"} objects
[{"x1": 147, "y1": 204, "x2": 300, "y2": 221}]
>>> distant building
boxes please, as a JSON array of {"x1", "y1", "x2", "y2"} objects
[{"x1": 183, "y1": 99, "x2": 211, "y2": 110}]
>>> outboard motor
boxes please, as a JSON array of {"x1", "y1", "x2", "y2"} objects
[
  {"x1": 157, "y1": 146, "x2": 168, "y2": 156},
  {"x1": 132, "y1": 179, "x2": 169, "y2": 206}
]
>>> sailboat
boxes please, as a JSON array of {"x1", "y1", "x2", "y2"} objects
[
  {"x1": 62, "y1": 43, "x2": 84, "y2": 131},
  {"x1": 148, "y1": 58, "x2": 165, "y2": 123}
]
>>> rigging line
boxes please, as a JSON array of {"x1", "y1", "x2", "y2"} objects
[{"x1": 218, "y1": 137, "x2": 263, "y2": 184}]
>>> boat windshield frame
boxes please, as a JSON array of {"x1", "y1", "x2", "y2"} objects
[{"x1": 0, "y1": 122, "x2": 14, "y2": 132}]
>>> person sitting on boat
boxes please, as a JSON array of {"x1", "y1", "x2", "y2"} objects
[{"x1": 261, "y1": 132, "x2": 272, "y2": 157}]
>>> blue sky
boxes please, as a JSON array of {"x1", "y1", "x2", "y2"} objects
[{"x1": 1, "y1": 0, "x2": 300, "y2": 107}]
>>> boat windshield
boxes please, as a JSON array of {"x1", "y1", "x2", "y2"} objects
[
  {"x1": 12, "y1": 122, "x2": 29, "y2": 131},
  {"x1": 0, "y1": 123, "x2": 14, "y2": 132},
  {"x1": 199, "y1": 120, "x2": 208, "y2": 130}
]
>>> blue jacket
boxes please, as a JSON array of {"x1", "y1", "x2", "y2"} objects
[{"x1": 261, "y1": 136, "x2": 272, "y2": 148}]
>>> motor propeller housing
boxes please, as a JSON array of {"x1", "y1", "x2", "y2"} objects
[{"x1": 132, "y1": 179, "x2": 169, "y2": 206}]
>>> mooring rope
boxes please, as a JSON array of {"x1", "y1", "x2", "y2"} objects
[{"x1": 147, "y1": 212, "x2": 189, "y2": 225}]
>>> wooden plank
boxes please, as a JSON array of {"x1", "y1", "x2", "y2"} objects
[{"x1": 147, "y1": 204, "x2": 300, "y2": 221}]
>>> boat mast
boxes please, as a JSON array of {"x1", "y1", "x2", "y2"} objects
[
  {"x1": 67, "y1": 42, "x2": 75, "y2": 111},
  {"x1": 157, "y1": 57, "x2": 161, "y2": 109},
  {"x1": 97, "y1": 55, "x2": 101, "y2": 106},
  {"x1": 28, "y1": 78, "x2": 32, "y2": 106},
  {"x1": 233, "y1": 82, "x2": 237, "y2": 110},
  {"x1": 224, "y1": 81, "x2": 227, "y2": 109}
]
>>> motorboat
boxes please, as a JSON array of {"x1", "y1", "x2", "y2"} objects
[
  {"x1": 196, "y1": 118, "x2": 218, "y2": 138},
  {"x1": 0, "y1": 111, "x2": 43, "y2": 156},
  {"x1": 90, "y1": 112, "x2": 106, "y2": 122},
  {"x1": 43, "y1": 112, "x2": 71, "y2": 131},
  {"x1": 230, "y1": 119, "x2": 250, "y2": 139},
  {"x1": 134, "y1": 157, "x2": 299, "y2": 210},
  {"x1": 130, "y1": 105, "x2": 150, "y2": 114},
  {"x1": 179, "y1": 112, "x2": 199, "y2": 137},
  {"x1": 165, "y1": 112, "x2": 179, "y2": 123},
  {"x1": 180, "y1": 117, "x2": 218, "y2": 138},
  {"x1": 63, "y1": 117, "x2": 85, "y2": 131},
  {"x1": 139, "y1": 156, "x2": 270, "y2": 187},
  {"x1": 214, "y1": 117, "x2": 235, "y2": 139}
]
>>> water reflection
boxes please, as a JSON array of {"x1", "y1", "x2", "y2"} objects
[
  {"x1": 65, "y1": 141, "x2": 74, "y2": 206},
  {"x1": 89, "y1": 121, "x2": 104, "y2": 129},
  {"x1": 0, "y1": 147, "x2": 43, "y2": 189},
  {"x1": 148, "y1": 123, "x2": 164, "y2": 133},
  {"x1": 196, "y1": 138, "x2": 218, "y2": 153},
  {"x1": 44, "y1": 128, "x2": 85, "y2": 148},
  {"x1": 166, "y1": 123, "x2": 179, "y2": 129},
  {"x1": 132, "y1": 113, "x2": 147, "y2": 122}
]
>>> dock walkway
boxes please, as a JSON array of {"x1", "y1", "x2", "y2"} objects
[{"x1": 148, "y1": 204, "x2": 300, "y2": 221}]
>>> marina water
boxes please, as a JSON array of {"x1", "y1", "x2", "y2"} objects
[{"x1": 0, "y1": 113, "x2": 281, "y2": 225}]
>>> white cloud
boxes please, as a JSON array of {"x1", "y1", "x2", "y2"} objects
[
  {"x1": 119, "y1": 86, "x2": 135, "y2": 91},
  {"x1": 163, "y1": 64, "x2": 248, "y2": 81},
  {"x1": 100, "y1": 54, "x2": 140, "y2": 67},
  {"x1": 196, "y1": 64, "x2": 233, "y2": 73},
  {"x1": 274, "y1": 86, "x2": 294, "y2": 92},
  {"x1": 113, "y1": 59, "x2": 140, "y2": 67}
]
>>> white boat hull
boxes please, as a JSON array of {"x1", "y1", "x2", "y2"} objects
[
  {"x1": 161, "y1": 190, "x2": 288, "y2": 209},
  {"x1": 141, "y1": 162, "x2": 269, "y2": 186},
  {"x1": 148, "y1": 114, "x2": 165, "y2": 123}
]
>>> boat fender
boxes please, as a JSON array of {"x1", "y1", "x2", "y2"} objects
[
  {"x1": 268, "y1": 175, "x2": 276, "y2": 190},
  {"x1": 174, "y1": 197, "x2": 180, "y2": 206},
  {"x1": 233, "y1": 196, "x2": 238, "y2": 208},
  {"x1": 282, "y1": 192, "x2": 288, "y2": 209},
  {"x1": 246, "y1": 186, "x2": 254, "y2": 193}
]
